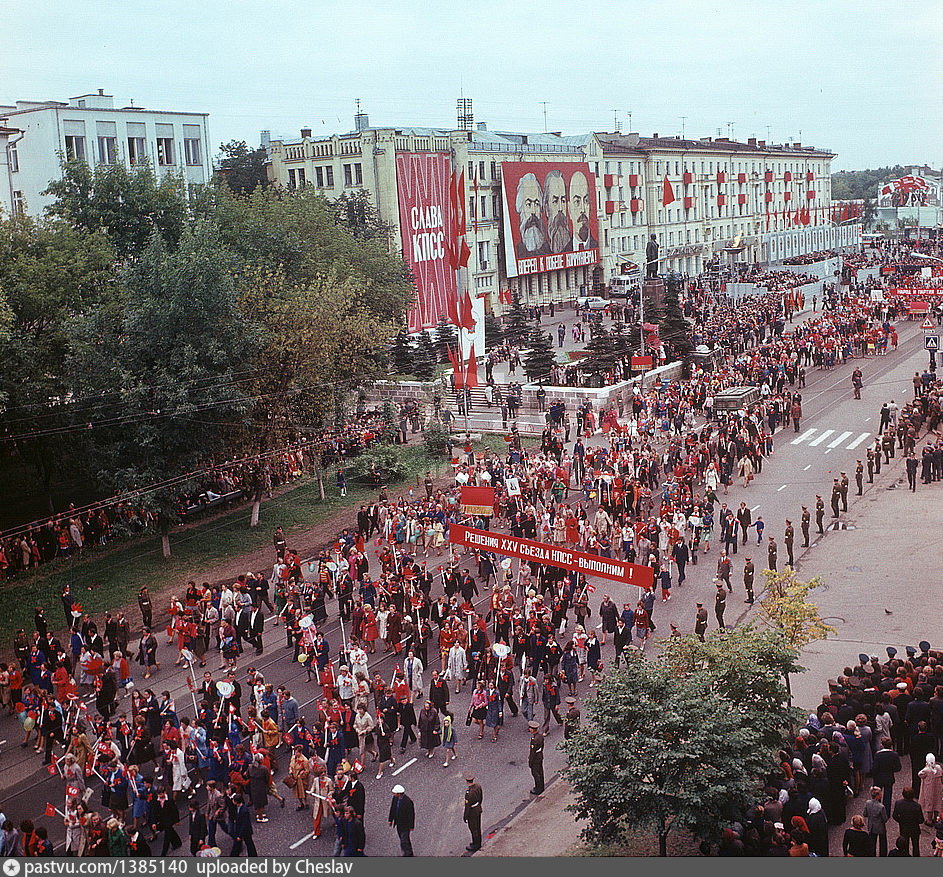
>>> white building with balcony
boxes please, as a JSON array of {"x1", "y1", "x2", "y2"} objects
[{"x1": 0, "y1": 90, "x2": 212, "y2": 218}]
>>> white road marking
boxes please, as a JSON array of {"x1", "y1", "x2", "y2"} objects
[
  {"x1": 777, "y1": 485, "x2": 787, "y2": 492},
  {"x1": 791, "y1": 428, "x2": 817, "y2": 445},
  {"x1": 803, "y1": 465, "x2": 812, "y2": 471},
  {"x1": 290, "y1": 832, "x2": 315, "y2": 850},
  {"x1": 809, "y1": 430, "x2": 834, "y2": 447},
  {"x1": 392, "y1": 757, "x2": 417, "y2": 776},
  {"x1": 828, "y1": 431, "x2": 854, "y2": 449},
  {"x1": 864, "y1": 417, "x2": 871, "y2": 422},
  {"x1": 751, "y1": 505, "x2": 760, "y2": 512},
  {"x1": 846, "y1": 432, "x2": 871, "y2": 450}
]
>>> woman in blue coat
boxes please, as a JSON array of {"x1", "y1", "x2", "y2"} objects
[
  {"x1": 484, "y1": 686, "x2": 504, "y2": 742},
  {"x1": 560, "y1": 642, "x2": 580, "y2": 697}
]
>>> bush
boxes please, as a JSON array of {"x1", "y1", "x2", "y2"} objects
[{"x1": 423, "y1": 421, "x2": 451, "y2": 458}]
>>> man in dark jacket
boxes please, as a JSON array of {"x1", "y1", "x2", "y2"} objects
[
  {"x1": 228, "y1": 795, "x2": 258, "y2": 857},
  {"x1": 388, "y1": 785, "x2": 415, "y2": 856},
  {"x1": 892, "y1": 787, "x2": 924, "y2": 856},
  {"x1": 872, "y1": 738, "x2": 902, "y2": 813}
]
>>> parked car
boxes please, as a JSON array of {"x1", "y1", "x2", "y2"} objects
[{"x1": 576, "y1": 296, "x2": 610, "y2": 310}]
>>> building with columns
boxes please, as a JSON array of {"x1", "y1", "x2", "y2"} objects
[{"x1": 266, "y1": 111, "x2": 849, "y2": 321}]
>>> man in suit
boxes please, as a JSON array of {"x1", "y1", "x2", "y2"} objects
[
  {"x1": 545, "y1": 170, "x2": 571, "y2": 254},
  {"x1": 463, "y1": 774, "x2": 483, "y2": 852},
  {"x1": 892, "y1": 787, "x2": 924, "y2": 856},
  {"x1": 528, "y1": 721, "x2": 545, "y2": 794},
  {"x1": 613, "y1": 618, "x2": 632, "y2": 666},
  {"x1": 248, "y1": 606, "x2": 265, "y2": 655},
  {"x1": 388, "y1": 785, "x2": 415, "y2": 856},
  {"x1": 568, "y1": 171, "x2": 597, "y2": 252},
  {"x1": 872, "y1": 737, "x2": 902, "y2": 813}
]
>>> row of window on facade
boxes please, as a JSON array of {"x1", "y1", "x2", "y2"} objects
[
  {"x1": 286, "y1": 162, "x2": 364, "y2": 190},
  {"x1": 57, "y1": 132, "x2": 202, "y2": 167},
  {"x1": 598, "y1": 159, "x2": 824, "y2": 177}
]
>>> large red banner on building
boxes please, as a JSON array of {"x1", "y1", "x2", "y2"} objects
[
  {"x1": 500, "y1": 162, "x2": 600, "y2": 278},
  {"x1": 397, "y1": 153, "x2": 458, "y2": 332},
  {"x1": 449, "y1": 524, "x2": 654, "y2": 588}
]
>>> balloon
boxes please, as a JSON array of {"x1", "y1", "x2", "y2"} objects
[
  {"x1": 23, "y1": 717, "x2": 34, "y2": 731},
  {"x1": 215, "y1": 681, "x2": 234, "y2": 698},
  {"x1": 297, "y1": 654, "x2": 309, "y2": 664}
]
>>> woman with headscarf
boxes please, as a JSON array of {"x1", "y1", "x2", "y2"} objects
[
  {"x1": 805, "y1": 798, "x2": 829, "y2": 856},
  {"x1": 919, "y1": 752, "x2": 943, "y2": 825}
]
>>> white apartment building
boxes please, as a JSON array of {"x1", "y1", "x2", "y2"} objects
[
  {"x1": 0, "y1": 90, "x2": 212, "y2": 218},
  {"x1": 267, "y1": 113, "x2": 845, "y2": 319}
]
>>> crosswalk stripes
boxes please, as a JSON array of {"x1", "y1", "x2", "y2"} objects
[{"x1": 791, "y1": 428, "x2": 871, "y2": 451}]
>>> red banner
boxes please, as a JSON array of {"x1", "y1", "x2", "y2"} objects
[
  {"x1": 886, "y1": 288, "x2": 943, "y2": 301},
  {"x1": 397, "y1": 153, "x2": 459, "y2": 332},
  {"x1": 631, "y1": 355, "x2": 653, "y2": 369},
  {"x1": 449, "y1": 524, "x2": 654, "y2": 588},
  {"x1": 500, "y1": 162, "x2": 600, "y2": 277},
  {"x1": 460, "y1": 486, "x2": 495, "y2": 516}
]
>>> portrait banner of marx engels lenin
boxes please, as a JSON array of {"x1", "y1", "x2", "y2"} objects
[{"x1": 500, "y1": 162, "x2": 600, "y2": 278}]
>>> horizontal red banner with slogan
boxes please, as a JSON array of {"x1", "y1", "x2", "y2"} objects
[
  {"x1": 631, "y1": 355, "x2": 653, "y2": 369},
  {"x1": 460, "y1": 486, "x2": 495, "y2": 516},
  {"x1": 449, "y1": 524, "x2": 654, "y2": 588},
  {"x1": 886, "y1": 289, "x2": 943, "y2": 301}
]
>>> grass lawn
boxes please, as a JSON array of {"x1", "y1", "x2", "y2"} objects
[{"x1": 0, "y1": 435, "x2": 514, "y2": 644}]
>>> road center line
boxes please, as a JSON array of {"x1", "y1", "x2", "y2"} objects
[
  {"x1": 392, "y1": 757, "x2": 417, "y2": 776},
  {"x1": 803, "y1": 465, "x2": 812, "y2": 470},
  {"x1": 290, "y1": 832, "x2": 315, "y2": 850},
  {"x1": 777, "y1": 484, "x2": 787, "y2": 492}
]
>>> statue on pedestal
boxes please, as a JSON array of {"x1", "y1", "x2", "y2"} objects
[{"x1": 645, "y1": 234, "x2": 659, "y2": 278}]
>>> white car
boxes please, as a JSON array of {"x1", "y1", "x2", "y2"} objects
[{"x1": 576, "y1": 296, "x2": 610, "y2": 310}]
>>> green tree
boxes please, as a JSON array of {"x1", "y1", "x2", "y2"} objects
[
  {"x1": 75, "y1": 221, "x2": 255, "y2": 556},
  {"x1": 390, "y1": 330, "x2": 414, "y2": 374},
  {"x1": 831, "y1": 165, "x2": 909, "y2": 201},
  {"x1": 333, "y1": 190, "x2": 391, "y2": 242},
  {"x1": 565, "y1": 651, "x2": 776, "y2": 856},
  {"x1": 484, "y1": 311, "x2": 503, "y2": 349},
  {"x1": 502, "y1": 295, "x2": 532, "y2": 347},
  {"x1": 0, "y1": 214, "x2": 116, "y2": 510},
  {"x1": 757, "y1": 568, "x2": 836, "y2": 705},
  {"x1": 523, "y1": 327, "x2": 556, "y2": 383},
  {"x1": 215, "y1": 140, "x2": 269, "y2": 195},
  {"x1": 661, "y1": 273, "x2": 693, "y2": 360},
  {"x1": 862, "y1": 197, "x2": 876, "y2": 230},
  {"x1": 434, "y1": 318, "x2": 459, "y2": 364},
  {"x1": 411, "y1": 333, "x2": 437, "y2": 381},
  {"x1": 43, "y1": 158, "x2": 187, "y2": 258}
]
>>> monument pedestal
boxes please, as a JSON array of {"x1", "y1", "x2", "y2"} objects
[{"x1": 642, "y1": 277, "x2": 665, "y2": 315}]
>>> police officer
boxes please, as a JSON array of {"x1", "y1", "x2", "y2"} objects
[
  {"x1": 563, "y1": 697, "x2": 581, "y2": 740},
  {"x1": 714, "y1": 582, "x2": 727, "y2": 629},
  {"x1": 815, "y1": 495, "x2": 825, "y2": 534},
  {"x1": 743, "y1": 557, "x2": 755, "y2": 604},
  {"x1": 855, "y1": 460, "x2": 864, "y2": 495},
  {"x1": 463, "y1": 775, "x2": 483, "y2": 852},
  {"x1": 528, "y1": 722, "x2": 545, "y2": 795},
  {"x1": 800, "y1": 506, "x2": 811, "y2": 548},
  {"x1": 694, "y1": 602, "x2": 708, "y2": 641},
  {"x1": 784, "y1": 521, "x2": 795, "y2": 567}
]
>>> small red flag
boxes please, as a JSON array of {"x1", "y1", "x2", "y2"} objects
[
  {"x1": 66, "y1": 784, "x2": 82, "y2": 798},
  {"x1": 45, "y1": 802, "x2": 56, "y2": 817},
  {"x1": 47, "y1": 764, "x2": 57, "y2": 776},
  {"x1": 661, "y1": 175, "x2": 676, "y2": 206}
]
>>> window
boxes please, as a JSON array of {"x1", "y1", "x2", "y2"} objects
[
  {"x1": 468, "y1": 196, "x2": 475, "y2": 219},
  {"x1": 288, "y1": 169, "x2": 297, "y2": 189},
  {"x1": 64, "y1": 135, "x2": 86, "y2": 161},
  {"x1": 7, "y1": 142, "x2": 18, "y2": 173},
  {"x1": 479, "y1": 160, "x2": 486, "y2": 179},
  {"x1": 468, "y1": 161, "x2": 474, "y2": 179},
  {"x1": 97, "y1": 136, "x2": 118, "y2": 164},
  {"x1": 297, "y1": 167, "x2": 306, "y2": 187},
  {"x1": 12, "y1": 190, "x2": 24, "y2": 217},
  {"x1": 156, "y1": 137, "x2": 175, "y2": 165},
  {"x1": 315, "y1": 167, "x2": 324, "y2": 187},
  {"x1": 343, "y1": 163, "x2": 362, "y2": 187},
  {"x1": 490, "y1": 161, "x2": 497, "y2": 179},
  {"x1": 325, "y1": 166, "x2": 334, "y2": 187},
  {"x1": 478, "y1": 241, "x2": 490, "y2": 269},
  {"x1": 184, "y1": 138, "x2": 202, "y2": 166},
  {"x1": 480, "y1": 195, "x2": 487, "y2": 219},
  {"x1": 492, "y1": 193, "x2": 500, "y2": 218}
]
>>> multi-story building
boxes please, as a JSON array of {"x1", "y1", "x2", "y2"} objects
[
  {"x1": 0, "y1": 123, "x2": 22, "y2": 217},
  {"x1": 0, "y1": 90, "x2": 212, "y2": 217},
  {"x1": 267, "y1": 110, "x2": 846, "y2": 323}
]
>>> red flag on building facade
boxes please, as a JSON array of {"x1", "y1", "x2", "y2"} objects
[
  {"x1": 662, "y1": 175, "x2": 676, "y2": 206},
  {"x1": 464, "y1": 344, "x2": 479, "y2": 388}
]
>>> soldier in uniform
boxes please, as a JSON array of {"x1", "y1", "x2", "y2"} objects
[
  {"x1": 830, "y1": 479, "x2": 842, "y2": 518},
  {"x1": 784, "y1": 520, "x2": 795, "y2": 567},
  {"x1": 815, "y1": 495, "x2": 826, "y2": 534},
  {"x1": 866, "y1": 447, "x2": 875, "y2": 483},
  {"x1": 800, "y1": 506, "x2": 811, "y2": 547},
  {"x1": 767, "y1": 537, "x2": 778, "y2": 572},
  {"x1": 694, "y1": 602, "x2": 708, "y2": 641},
  {"x1": 839, "y1": 471, "x2": 850, "y2": 511},
  {"x1": 716, "y1": 552, "x2": 732, "y2": 592},
  {"x1": 462, "y1": 774, "x2": 483, "y2": 852},
  {"x1": 528, "y1": 722, "x2": 545, "y2": 795},
  {"x1": 714, "y1": 582, "x2": 727, "y2": 629},
  {"x1": 563, "y1": 696, "x2": 581, "y2": 740},
  {"x1": 872, "y1": 437, "x2": 883, "y2": 474},
  {"x1": 743, "y1": 557, "x2": 755, "y2": 604},
  {"x1": 855, "y1": 460, "x2": 864, "y2": 495}
]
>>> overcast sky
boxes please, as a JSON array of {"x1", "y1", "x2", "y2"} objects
[{"x1": 3, "y1": 0, "x2": 941, "y2": 171}]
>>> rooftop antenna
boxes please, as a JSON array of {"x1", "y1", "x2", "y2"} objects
[
  {"x1": 727, "y1": 121, "x2": 735, "y2": 140},
  {"x1": 456, "y1": 97, "x2": 474, "y2": 131},
  {"x1": 766, "y1": 125, "x2": 772, "y2": 141},
  {"x1": 613, "y1": 109, "x2": 621, "y2": 133},
  {"x1": 540, "y1": 101, "x2": 549, "y2": 133},
  {"x1": 680, "y1": 116, "x2": 687, "y2": 139},
  {"x1": 627, "y1": 110, "x2": 632, "y2": 132}
]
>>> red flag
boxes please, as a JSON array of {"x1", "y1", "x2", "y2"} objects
[
  {"x1": 457, "y1": 290, "x2": 475, "y2": 332},
  {"x1": 802, "y1": 207, "x2": 810, "y2": 226},
  {"x1": 47, "y1": 764, "x2": 57, "y2": 776},
  {"x1": 66, "y1": 785, "x2": 82, "y2": 798},
  {"x1": 44, "y1": 802, "x2": 56, "y2": 817},
  {"x1": 498, "y1": 289, "x2": 513, "y2": 306},
  {"x1": 662, "y1": 175, "x2": 676, "y2": 206},
  {"x1": 457, "y1": 236, "x2": 471, "y2": 269},
  {"x1": 464, "y1": 344, "x2": 479, "y2": 389}
]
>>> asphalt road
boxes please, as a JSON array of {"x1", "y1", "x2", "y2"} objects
[{"x1": 0, "y1": 316, "x2": 929, "y2": 856}]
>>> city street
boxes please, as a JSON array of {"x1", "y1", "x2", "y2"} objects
[{"x1": 0, "y1": 317, "x2": 931, "y2": 856}]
